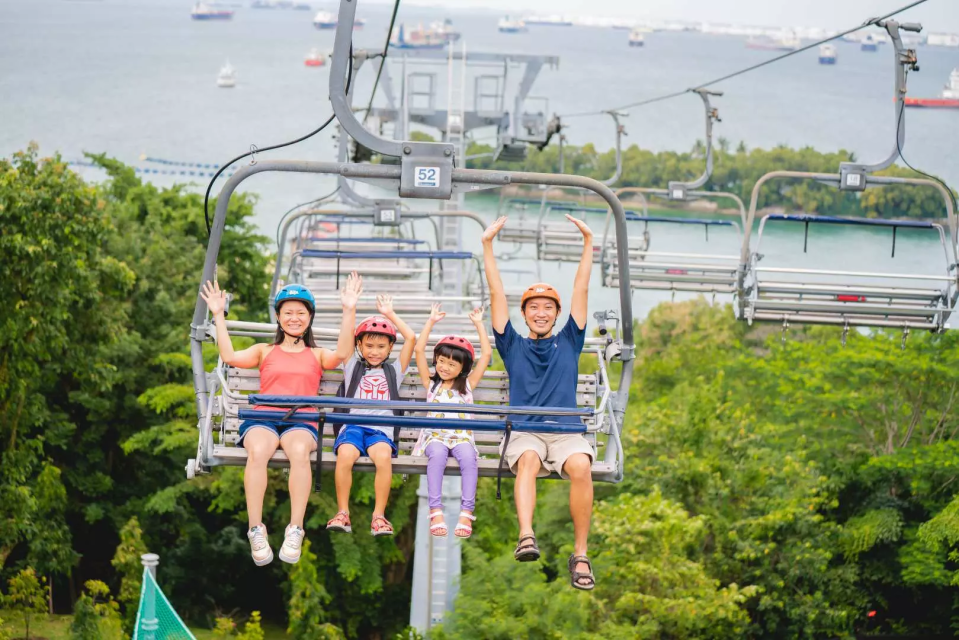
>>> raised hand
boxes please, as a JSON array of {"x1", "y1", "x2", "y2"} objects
[
  {"x1": 201, "y1": 280, "x2": 227, "y2": 317},
  {"x1": 376, "y1": 293, "x2": 394, "y2": 317},
  {"x1": 468, "y1": 305, "x2": 485, "y2": 325},
  {"x1": 340, "y1": 271, "x2": 363, "y2": 310},
  {"x1": 565, "y1": 214, "x2": 593, "y2": 241},
  {"x1": 482, "y1": 216, "x2": 508, "y2": 244},
  {"x1": 429, "y1": 303, "x2": 446, "y2": 324}
]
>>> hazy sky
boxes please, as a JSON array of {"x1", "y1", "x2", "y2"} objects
[{"x1": 383, "y1": 0, "x2": 959, "y2": 33}]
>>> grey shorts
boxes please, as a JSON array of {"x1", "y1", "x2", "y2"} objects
[{"x1": 502, "y1": 432, "x2": 593, "y2": 479}]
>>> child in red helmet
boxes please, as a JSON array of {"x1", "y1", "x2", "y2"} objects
[
  {"x1": 326, "y1": 294, "x2": 415, "y2": 537},
  {"x1": 412, "y1": 304, "x2": 492, "y2": 539}
]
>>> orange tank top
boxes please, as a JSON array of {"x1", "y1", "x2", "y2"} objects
[{"x1": 254, "y1": 346, "x2": 322, "y2": 425}]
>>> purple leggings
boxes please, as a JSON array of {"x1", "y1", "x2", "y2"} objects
[{"x1": 425, "y1": 441, "x2": 478, "y2": 511}]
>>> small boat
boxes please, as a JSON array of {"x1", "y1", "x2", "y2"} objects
[
  {"x1": 191, "y1": 1, "x2": 234, "y2": 20},
  {"x1": 498, "y1": 16, "x2": 527, "y2": 34},
  {"x1": 746, "y1": 34, "x2": 800, "y2": 51},
  {"x1": 304, "y1": 48, "x2": 326, "y2": 66},
  {"x1": 313, "y1": 10, "x2": 364, "y2": 29},
  {"x1": 861, "y1": 34, "x2": 879, "y2": 52},
  {"x1": 292, "y1": 2, "x2": 311, "y2": 9},
  {"x1": 905, "y1": 68, "x2": 959, "y2": 109},
  {"x1": 217, "y1": 61, "x2": 236, "y2": 88},
  {"x1": 628, "y1": 29, "x2": 644, "y2": 47},
  {"x1": 818, "y1": 44, "x2": 837, "y2": 65},
  {"x1": 250, "y1": 0, "x2": 277, "y2": 8},
  {"x1": 389, "y1": 22, "x2": 450, "y2": 50}
]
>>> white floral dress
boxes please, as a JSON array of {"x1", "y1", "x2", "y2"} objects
[{"x1": 412, "y1": 381, "x2": 475, "y2": 455}]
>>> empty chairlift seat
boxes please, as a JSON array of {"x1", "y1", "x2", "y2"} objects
[
  {"x1": 742, "y1": 214, "x2": 958, "y2": 331},
  {"x1": 602, "y1": 213, "x2": 743, "y2": 294},
  {"x1": 540, "y1": 205, "x2": 649, "y2": 263}
]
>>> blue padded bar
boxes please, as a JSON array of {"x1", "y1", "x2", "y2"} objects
[
  {"x1": 626, "y1": 214, "x2": 736, "y2": 226},
  {"x1": 308, "y1": 216, "x2": 373, "y2": 224},
  {"x1": 237, "y1": 409, "x2": 587, "y2": 434},
  {"x1": 508, "y1": 198, "x2": 567, "y2": 206},
  {"x1": 309, "y1": 237, "x2": 426, "y2": 244},
  {"x1": 248, "y1": 395, "x2": 593, "y2": 417},
  {"x1": 765, "y1": 214, "x2": 935, "y2": 229},
  {"x1": 300, "y1": 250, "x2": 474, "y2": 260},
  {"x1": 549, "y1": 205, "x2": 610, "y2": 214}
]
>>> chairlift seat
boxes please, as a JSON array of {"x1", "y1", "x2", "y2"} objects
[{"x1": 207, "y1": 361, "x2": 615, "y2": 480}]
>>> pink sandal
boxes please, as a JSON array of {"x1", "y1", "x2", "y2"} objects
[
  {"x1": 326, "y1": 511, "x2": 352, "y2": 533},
  {"x1": 371, "y1": 514, "x2": 394, "y2": 537},
  {"x1": 454, "y1": 511, "x2": 475, "y2": 539},
  {"x1": 429, "y1": 509, "x2": 447, "y2": 537}
]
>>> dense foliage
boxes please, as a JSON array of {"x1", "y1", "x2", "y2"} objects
[{"x1": 2, "y1": 144, "x2": 958, "y2": 638}]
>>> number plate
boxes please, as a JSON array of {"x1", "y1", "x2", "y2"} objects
[{"x1": 414, "y1": 166, "x2": 440, "y2": 188}]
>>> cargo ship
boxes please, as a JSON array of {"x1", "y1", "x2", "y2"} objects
[
  {"x1": 905, "y1": 69, "x2": 959, "y2": 109},
  {"x1": 191, "y1": 2, "x2": 234, "y2": 20}
]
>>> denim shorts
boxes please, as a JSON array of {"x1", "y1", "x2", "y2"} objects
[
  {"x1": 334, "y1": 425, "x2": 398, "y2": 458},
  {"x1": 236, "y1": 420, "x2": 317, "y2": 448}
]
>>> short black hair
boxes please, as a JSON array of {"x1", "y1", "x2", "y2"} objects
[{"x1": 430, "y1": 343, "x2": 473, "y2": 396}]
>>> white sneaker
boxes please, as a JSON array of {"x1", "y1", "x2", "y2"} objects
[
  {"x1": 247, "y1": 524, "x2": 273, "y2": 566},
  {"x1": 279, "y1": 524, "x2": 305, "y2": 564}
]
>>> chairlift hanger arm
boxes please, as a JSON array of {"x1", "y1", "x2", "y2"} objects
[
  {"x1": 602, "y1": 111, "x2": 627, "y2": 187},
  {"x1": 839, "y1": 20, "x2": 921, "y2": 183},
  {"x1": 668, "y1": 89, "x2": 722, "y2": 197}
]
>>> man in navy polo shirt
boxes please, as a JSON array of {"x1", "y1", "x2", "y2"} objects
[{"x1": 482, "y1": 213, "x2": 596, "y2": 591}]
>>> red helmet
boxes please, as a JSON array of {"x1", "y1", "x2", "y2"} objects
[
  {"x1": 355, "y1": 315, "x2": 397, "y2": 341},
  {"x1": 435, "y1": 335, "x2": 475, "y2": 360}
]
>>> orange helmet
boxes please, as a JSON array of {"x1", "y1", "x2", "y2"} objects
[{"x1": 520, "y1": 283, "x2": 561, "y2": 311}]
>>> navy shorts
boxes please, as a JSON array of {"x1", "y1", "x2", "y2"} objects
[
  {"x1": 237, "y1": 420, "x2": 317, "y2": 448},
  {"x1": 334, "y1": 425, "x2": 398, "y2": 458}
]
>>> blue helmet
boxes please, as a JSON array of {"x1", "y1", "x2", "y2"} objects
[{"x1": 274, "y1": 284, "x2": 315, "y2": 314}]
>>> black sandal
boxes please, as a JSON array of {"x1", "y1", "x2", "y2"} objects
[
  {"x1": 568, "y1": 554, "x2": 595, "y2": 591},
  {"x1": 513, "y1": 534, "x2": 540, "y2": 562}
]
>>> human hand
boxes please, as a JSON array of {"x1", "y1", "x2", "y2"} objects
[
  {"x1": 201, "y1": 280, "x2": 227, "y2": 317},
  {"x1": 340, "y1": 271, "x2": 363, "y2": 310},
  {"x1": 482, "y1": 216, "x2": 508, "y2": 244},
  {"x1": 376, "y1": 293, "x2": 394, "y2": 317},
  {"x1": 429, "y1": 303, "x2": 446, "y2": 324},
  {"x1": 565, "y1": 214, "x2": 593, "y2": 241},
  {"x1": 468, "y1": 306, "x2": 485, "y2": 325}
]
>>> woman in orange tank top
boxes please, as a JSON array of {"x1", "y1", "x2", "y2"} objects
[{"x1": 201, "y1": 272, "x2": 362, "y2": 567}]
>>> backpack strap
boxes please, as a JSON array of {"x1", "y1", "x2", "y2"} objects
[
  {"x1": 333, "y1": 359, "x2": 368, "y2": 439},
  {"x1": 382, "y1": 361, "x2": 404, "y2": 444}
]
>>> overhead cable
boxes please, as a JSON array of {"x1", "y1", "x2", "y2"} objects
[{"x1": 559, "y1": 0, "x2": 931, "y2": 119}]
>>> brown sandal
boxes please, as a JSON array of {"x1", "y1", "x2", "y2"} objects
[
  {"x1": 514, "y1": 534, "x2": 540, "y2": 562},
  {"x1": 568, "y1": 554, "x2": 595, "y2": 591},
  {"x1": 371, "y1": 514, "x2": 394, "y2": 537}
]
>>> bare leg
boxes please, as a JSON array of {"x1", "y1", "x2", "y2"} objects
[
  {"x1": 514, "y1": 450, "x2": 542, "y2": 539},
  {"x1": 367, "y1": 442, "x2": 394, "y2": 517},
  {"x1": 564, "y1": 453, "x2": 594, "y2": 583},
  {"x1": 243, "y1": 428, "x2": 280, "y2": 529},
  {"x1": 334, "y1": 443, "x2": 361, "y2": 514},
  {"x1": 280, "y1": 429, "x2": 317, "y2": 528}
]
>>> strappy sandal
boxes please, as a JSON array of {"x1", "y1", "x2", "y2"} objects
[
  {"x1": 429, "y1": 509, "x2": 447, "y2": 537},
  {"x1": 568, "y1": 554, "x2": 596, "y2": 591},
  {"x1": 513, "y1": 533, "x2": 540, "y2": 562},
  {"x1": 371, "y1": 514, "x2": 394, "y2": 537},
  {"x1": 454, "y1": 511, "x2": 475, "y2": 539},
  {"x1": 326, "y1": 511, "x2": 352, "y2": 533}
]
